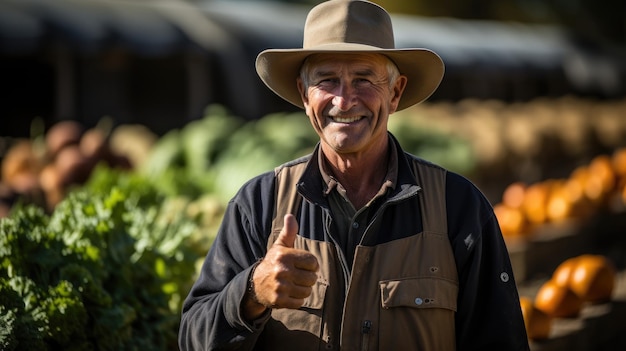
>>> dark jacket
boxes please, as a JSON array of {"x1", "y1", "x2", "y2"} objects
[{"x1": 179, "y1": 135, "x2": 530, "y2": 351}]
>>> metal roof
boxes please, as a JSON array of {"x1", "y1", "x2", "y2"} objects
[
  {"x1": 199, "y1": 1, "x2": 625, "y2": 97},
  {"x1": 1, "y1": 0, "x2": 624, "y2": 97},
  {"x1": 0, "y1": 0, "x2": 234, "y2": 55}
]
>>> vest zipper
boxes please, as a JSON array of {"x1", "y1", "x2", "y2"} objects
[
  {"x1": 323, "y1": 209, "x2": 351, "y2": 292},
  {"x1": 361, "y1": 184, "x2": 420, "y2": 242},
  {"x1": 361, "y1": 320, "x2": 372, "y2": 351}
]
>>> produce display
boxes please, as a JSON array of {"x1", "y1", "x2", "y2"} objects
[
  {"x1": 0, "y1": 172, "x2": 204, "y2": 350},
  {"x1": 520, "y1": 254, "x2": 617, "y2": 341},
  {"x1": 494, "y1": 148, "x2": 626, "y2": 238},
  {"x1": 0, "y1": 118, "x2": 133, "y2": 216}
]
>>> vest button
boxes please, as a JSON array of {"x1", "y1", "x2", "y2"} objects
[
  {"x1": 500, "y1": 272, "x2": 510, "y2": 282},
  {"x1": 414, "y1": 297, "x2": 423, "y2": 305}
]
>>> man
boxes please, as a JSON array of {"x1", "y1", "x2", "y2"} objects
[{"x1": 179, "y1": 1, "x2": 530, "y2": 350}]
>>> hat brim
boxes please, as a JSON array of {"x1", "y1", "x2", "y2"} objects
[{"x1": 255, "y1": 44, "x2": 445, "y2": 111}]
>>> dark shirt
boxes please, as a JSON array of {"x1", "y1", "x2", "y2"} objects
[{"x1": 319, "y1": 140, "x2": 397, "y2": 269}]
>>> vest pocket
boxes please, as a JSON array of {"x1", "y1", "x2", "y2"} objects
[
  {"x1": 376, "y1": 277, "x2": 457, "y2": 351},
  {"x1": 380, "y1": 276, "x2": 458, "y2": 311}
]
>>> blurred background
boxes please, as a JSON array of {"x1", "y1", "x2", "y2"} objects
[
  {"x1": 1, "y1": 0, "x2": 624, "y2": 132},
  {"x1": 1, "y1": 1, "x2": 625, "y2": 350},
  {"x1": 2, "y1": 0, "x2": 625, "y2": 193}
]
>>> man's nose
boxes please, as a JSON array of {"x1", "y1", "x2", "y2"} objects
[{"x1": 332, "y1": 83, "x2": 357, "y2": 111}]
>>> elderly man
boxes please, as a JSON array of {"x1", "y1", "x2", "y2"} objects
[{"x1": 179, "y1": 1, "x2": 529, "y2": 350}]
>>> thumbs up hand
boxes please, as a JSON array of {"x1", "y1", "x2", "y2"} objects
[
  {"x1": 243, "y1": 214, "x2": 319, "y2": 319},
  {"x1": 273, "y1": 213, "x2": 300, "y2": 248}
]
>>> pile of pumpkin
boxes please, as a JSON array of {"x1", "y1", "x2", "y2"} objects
[
  {"x1": 520, "y1": 254, "x2": 616, "y2": 340},
  {"x1": 494, "y1": 147, "x2": 626, "y2": 238},
  {"x1": 0, "y1": 120, "x2": 148, "y2": 216}
]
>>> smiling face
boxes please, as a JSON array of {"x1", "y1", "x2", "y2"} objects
[{"x1": 297, "y1": 53, "x2": 407, "y2": 159}]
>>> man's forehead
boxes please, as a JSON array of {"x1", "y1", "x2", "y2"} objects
[
  {"x1": 307, "y1": 52, "x2": 387, "y2": 63},
  {"x1": 306, "y1": 53, "x2": 388, "y2": 72}
]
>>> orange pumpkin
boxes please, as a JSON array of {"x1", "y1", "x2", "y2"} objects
[
  {"x1": 494, "y1": 203, "x2": 527, "y2": 237},
  {"x1": 569, "y1": 255, "x2": 616, "y2": 303},
  {"x1": 551, "y1": 254, "x2": 616, "y2": 303},
  {"x1": 534, "y1": 279, "x2": 583, "y2": 318},
  {"x1": 520, "y1": 296, "x2": 552, "y2": 340}
]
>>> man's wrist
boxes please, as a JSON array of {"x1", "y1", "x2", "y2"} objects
[
  {"x1": 246, "y1": 261, "x2": 262, "y2": 304},
  {"x1": 243, "y1": 260, "x2": 268, "y2": 321}
]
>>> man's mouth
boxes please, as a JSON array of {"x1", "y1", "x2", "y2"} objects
[{"x1": 330, "y1": 116, "x2": 363, "y2": 123}]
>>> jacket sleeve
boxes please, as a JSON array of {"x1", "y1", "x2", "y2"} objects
[
  {"x1": 178, "y1": 174, "x2": 275, "y2": 351},
  {"x1": 446, "y1": 172, "x2": 530, "y2": 351}
]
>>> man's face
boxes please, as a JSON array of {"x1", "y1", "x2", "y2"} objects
[{"x1": 297, "y1": 53, "x2": 406, "y2": 157}]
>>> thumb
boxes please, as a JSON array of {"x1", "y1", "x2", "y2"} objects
[{"x1": 274, "y1": 214, "x2": 299, "y2": 248}]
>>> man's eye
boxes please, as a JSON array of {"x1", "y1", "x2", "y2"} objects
[{"x1": 316, "y1": 78, "x2": 337, "y2": 86}]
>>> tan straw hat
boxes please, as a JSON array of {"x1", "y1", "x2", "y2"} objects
[{"x1": 255, "y1": 0, "x2": 445, "y2": 111}]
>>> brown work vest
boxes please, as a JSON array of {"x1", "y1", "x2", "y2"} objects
[{"x1": 262, "y1": 158, "x2": 458, "y2": 351}]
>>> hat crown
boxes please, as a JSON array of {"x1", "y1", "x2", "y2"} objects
[
  {"x1": 303, "y1": 0, "x2": 395, "y2": 49},
  {"x1": 255, "y1": 0, "x2": 444, "y2": 111}
]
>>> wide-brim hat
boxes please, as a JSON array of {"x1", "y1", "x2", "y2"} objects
[{"x1": 255, "y1": 0, "x2": 445, "y2": 111}]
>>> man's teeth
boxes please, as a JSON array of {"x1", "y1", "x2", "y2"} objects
[{"x1": 332, "y1": 116, "x2": 361, "y2": 123}]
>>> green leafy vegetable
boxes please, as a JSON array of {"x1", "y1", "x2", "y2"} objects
[{"x1": 0, "y1": 169, "x2": 205, "y2": 350}]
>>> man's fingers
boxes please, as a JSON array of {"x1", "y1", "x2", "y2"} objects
[
  {"x1": 269, "y1": 285, "x2": 314, "y2": 309},
  {"x1": 288, "y1": 285, "x2": 313, "y2": 300},
  {"x1": 292, "y1": 253, "x2": 319, "y2": 272},
  {"x1": 275, "y1": 297, "x2": 307, "y2": 310},
  {"x1": 274, "y1": 214, "x2": 299, "y2": 248},
  {"x1": 291, "y1": 270, "x2": 318, "y2": 287}
]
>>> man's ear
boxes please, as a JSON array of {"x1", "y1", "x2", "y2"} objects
[
  {"x1": 297, "y1": 78, "x2": 309, "y2": 106},
  {"x1": 390, "y1": 75, "x2": 408, "y2": 113}
]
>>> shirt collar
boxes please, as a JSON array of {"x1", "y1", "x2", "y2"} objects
[{"x1": 318, "y1": 137, "x2": 398, "y2": 198}]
